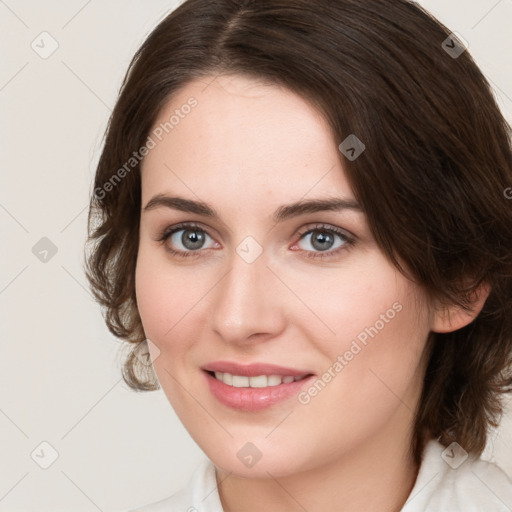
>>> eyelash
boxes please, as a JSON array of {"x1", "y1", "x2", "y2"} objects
[{"x1": 155, "y1": 222, "x2": 355, "y2": 260}]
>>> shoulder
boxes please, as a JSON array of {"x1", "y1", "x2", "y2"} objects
[
  {"x1": 401, "y1": 439, "x2": 512, "y2": 512},
  {"x1": 127, "y1": 459, "x2": 224, "y2": 512}
]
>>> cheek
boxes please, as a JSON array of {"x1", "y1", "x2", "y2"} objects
[
  {"x1": 293, "y1": 300, "x2": 429, "y2": 464},
  {"x1": 286, "y1": 255, "x2": 414, "y2": 350},
  {"x1": 322, "y1": 292, "x2": 427, "y2": 424},
  {"x1": 333, "y1": 273, "x2": 428, "y2": 392},
  {"x1": 135, "y1": 246, "x2": 186, "y2": 341},
  {"x1": 302, "y1": 260, "x2": 429, "y2": 419},
  {"x1": 134, "y1": 245, "x2": 212, "y2": 356},
  {"x1": 135, "y1": 252, "x2": 167, "y2": 339}
]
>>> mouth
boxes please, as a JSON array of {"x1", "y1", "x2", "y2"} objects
[
  {"x1": 206, "y1": 370, "x2": 310, "y2": 387},
  {"x1": 201, "y1": 362, "x2": 315, "y2": 411}
]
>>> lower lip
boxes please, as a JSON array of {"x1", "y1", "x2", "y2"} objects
[{"x1": 204, "y1": 371, "x2": 314, "y2": 411}]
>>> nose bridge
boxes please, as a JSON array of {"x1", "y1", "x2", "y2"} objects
[{"x1": 210, "y1": 244, "x2": 284, "y2": 343}]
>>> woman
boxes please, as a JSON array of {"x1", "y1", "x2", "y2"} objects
[{"x1": 85, "y1": 0, "x2": 512, "y2": 510}]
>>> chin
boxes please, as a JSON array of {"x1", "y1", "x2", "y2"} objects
[{"x1": 193, "y1": 429, "x2": 319, "y2": 479}]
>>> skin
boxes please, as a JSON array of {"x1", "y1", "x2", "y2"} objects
[{"x1": 135, "y1": 74, "x2": 486, "y2": 512}]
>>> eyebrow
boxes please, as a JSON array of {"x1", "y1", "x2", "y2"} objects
[{"x1": 143, "y1": 194, "x2": 362, "y2": 223}]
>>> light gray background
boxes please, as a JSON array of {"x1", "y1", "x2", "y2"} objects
[{"x1": 1, "y1": 1, "x2": 511, "y2": 511}]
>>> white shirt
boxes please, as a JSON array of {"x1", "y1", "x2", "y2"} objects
[{"x1": 130, "y1": 439, "x2": 512, "y2": 511}]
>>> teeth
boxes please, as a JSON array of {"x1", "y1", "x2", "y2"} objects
[
  {"x1": 248, "y1": 375, "x2": 267, "y2": 388},
  {"x1": 267, "y1": 375, "x2": 282, "y2": 386},
  {"x1": 212, "y1": 372, "x2": 305, "y2": 387},
  {"x1": 232, "y1": 375, "x2": 249, "y2": 387}
]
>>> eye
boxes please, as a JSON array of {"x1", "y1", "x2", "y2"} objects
[
  {"x1": 156, "y1": 222, "x2": 218, "y2": 258},
  {"x1": 293, "y1": 224, "x2": 354, "y2": 260},
  {"x1": 155, "y1": 222, "x2": 355, "y2": 260}
]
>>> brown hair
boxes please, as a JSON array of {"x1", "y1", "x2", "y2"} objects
[{"x1": 84, "y1": 0, "x2": 512, "y2": 464}]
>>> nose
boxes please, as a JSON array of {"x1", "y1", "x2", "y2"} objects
[{"x1": 209, "y1": 247, "x2": 287, "y2": 346}]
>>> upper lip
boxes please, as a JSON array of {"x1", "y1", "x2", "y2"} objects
[{"x1": 202, "y1": 361, "x2": 314, "y2": 377}]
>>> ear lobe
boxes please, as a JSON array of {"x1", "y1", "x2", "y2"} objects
[{"x1": 431, "y1": 282, "x2": 490, "y2": 334}]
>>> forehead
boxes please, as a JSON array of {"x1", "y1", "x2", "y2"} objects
[{"x1": 140, "y1": 74, "x2": 355, "y2": 206}]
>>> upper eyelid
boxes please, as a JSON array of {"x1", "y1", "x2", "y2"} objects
[{"x1": 296, "y1": 223, "x2": 353, "y2": 238}]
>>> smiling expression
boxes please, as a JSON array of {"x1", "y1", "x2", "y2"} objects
[{"x1": 135, "y1": 73, "x2": 435, "y2": 478}]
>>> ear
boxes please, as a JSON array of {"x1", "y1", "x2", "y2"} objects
[{"x1": 431, "y1": 282, "x2": 490, "y2": 333}]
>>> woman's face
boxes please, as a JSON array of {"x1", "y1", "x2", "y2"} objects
[{"x1": 135, "y1": 73, "x2": 435, "y2": 477}]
